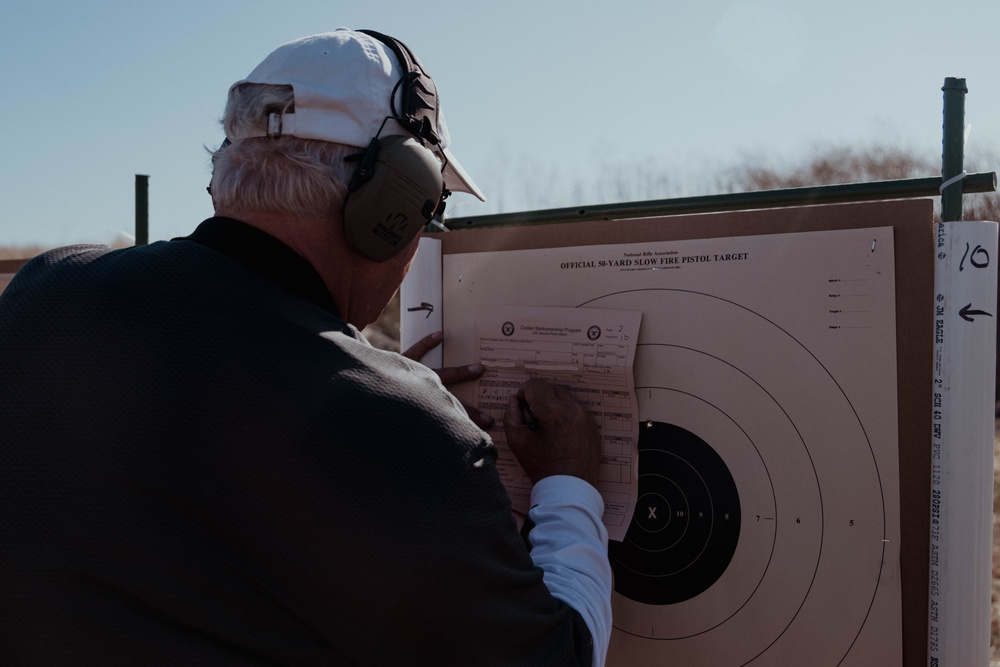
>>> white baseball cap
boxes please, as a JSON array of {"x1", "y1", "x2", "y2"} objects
[{"x1": 227, "y1": 28, "x2": 484, "y2": 201}]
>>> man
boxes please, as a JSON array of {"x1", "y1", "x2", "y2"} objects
[{"x1": 0, "y1": 29, "x2": 612, "y2": 665}]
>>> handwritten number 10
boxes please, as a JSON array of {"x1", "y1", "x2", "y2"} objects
[{"x1": 960, "y1": 243, "x2": 990, "y2": 272}]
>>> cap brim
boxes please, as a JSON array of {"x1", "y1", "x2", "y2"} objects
[{"x1": 440, "y1": 146, "x2": 485, "y2": 201}]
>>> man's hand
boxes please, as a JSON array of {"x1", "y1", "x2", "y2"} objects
[
  {"x1": 402, "y1": 331, "x2": 494, "y2": 429},
  {"x1": 503, "y1": 378, "x2": 601, "y2": 486}
]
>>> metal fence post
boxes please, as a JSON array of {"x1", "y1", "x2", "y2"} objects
[
  {"x1": 941, "y1": 78, "x2": 968, "y2": 222},
  {"x1": 135, "y1": 174, "x2": 149, "y2": 246}
]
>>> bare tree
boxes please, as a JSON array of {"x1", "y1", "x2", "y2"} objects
[{"x1": 716, "y1": 144, "x2": 1000, "y2": 223}]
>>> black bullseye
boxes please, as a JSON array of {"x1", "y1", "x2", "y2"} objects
[{"x1": 610, "y1": 422, "x2": 741, "y2": 605}]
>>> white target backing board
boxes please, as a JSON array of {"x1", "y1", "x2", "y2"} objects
[{"x1": 412, "y1": 201, "x2": 937, "y2": 665}]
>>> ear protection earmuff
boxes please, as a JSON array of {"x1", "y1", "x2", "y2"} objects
[
  {"x1": 343, "y1": 134, "x2": 443, "y2": 261},
  {"x1": 343, "y1": 30, "x2": 449, "y2": 262}
]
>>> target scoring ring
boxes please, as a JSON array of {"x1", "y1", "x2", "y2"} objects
[{"x1": 579, "y1": 289, "x2": 886, "y2": 664}]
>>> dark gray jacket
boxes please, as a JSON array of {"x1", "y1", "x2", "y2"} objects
[{"x1": 0, "y1": 218, "x2": 592, "y2": 665}]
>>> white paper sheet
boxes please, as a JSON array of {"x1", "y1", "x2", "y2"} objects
[{"x1": 474, "y1": 305, "x2": 642, "y2": 540}]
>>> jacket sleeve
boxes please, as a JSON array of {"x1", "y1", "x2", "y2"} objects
[{"x1": 379, "y1": 458, "x2": 610, "y2": 666}]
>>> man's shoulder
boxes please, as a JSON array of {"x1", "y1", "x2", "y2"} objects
[
  {"x1": 11, "y1": 240, "x2": 196, "y2": 283},
  {"x1": 326, "y1": 342, "x2": 493, "y2": 459},
  {"x1": 15, "y1": 243, "x2": 114, "y2": 276},
  {"x1": 333, "y1": 340, "x2": 466, "y2": 417},
  {"x1": 0, "y1": 244, "x2": 116, "y2": 305}
]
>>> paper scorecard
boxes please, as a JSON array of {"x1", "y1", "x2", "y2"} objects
[{"x1": 474, "y1": 305, "x2": 642, "y2": 541}]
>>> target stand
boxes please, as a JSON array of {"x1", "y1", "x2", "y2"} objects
[{"x1": 418, "y1": 199, "x2": 936, "y2": 666}]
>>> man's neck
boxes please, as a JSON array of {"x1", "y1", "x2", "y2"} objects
[{"x1": 211, "y1": 208, "x2": 408, "y2": 329}]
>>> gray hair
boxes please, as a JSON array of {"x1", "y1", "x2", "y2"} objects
[{"x1": 209, "y1": 84, "x2": 358, "y2": 218}]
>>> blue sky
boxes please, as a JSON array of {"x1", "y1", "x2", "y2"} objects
[{"x1": 3, "y1": 0, "x2": 999, "y2": 247}]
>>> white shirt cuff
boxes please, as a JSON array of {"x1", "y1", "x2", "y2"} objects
[{"x1": 528, "y1": 476, "x2": 612, "y2": 667}]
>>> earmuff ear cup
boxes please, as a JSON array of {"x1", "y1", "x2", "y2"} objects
[{"x1": 343, "y1": 135, "x2": 443, "y2": 262}]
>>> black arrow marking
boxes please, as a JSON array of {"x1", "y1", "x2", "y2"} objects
[
  {"x1": 959, "y1": 304, "x2": 993, "y2": 322},
  {"x1": 406, "y1": 302, "x2": 435, "y2": 318}
]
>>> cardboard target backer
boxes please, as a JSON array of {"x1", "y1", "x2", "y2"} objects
[{"x1": 430, "y1": 199, "x2": 933, "y2": 666}]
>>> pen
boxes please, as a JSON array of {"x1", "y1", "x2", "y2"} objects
[{"x1": 518, "y1": 396, "x2": 540, "y2": 431}]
